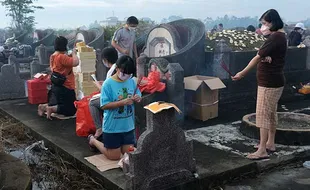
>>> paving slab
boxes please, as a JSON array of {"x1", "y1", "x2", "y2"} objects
[
  {"x1": 226, "y1": 166, "x2": 310, "y2": 190},
  {"x1": 0, "y1": 99, "x2": 259, "y2": 190}
]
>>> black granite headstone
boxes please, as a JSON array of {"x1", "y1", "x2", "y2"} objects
[{"x1": 126, "y1": 107, "x2": 195, "y2": 190}]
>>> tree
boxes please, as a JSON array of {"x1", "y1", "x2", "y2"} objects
[{"x1": 1, "y1": 0, "x2": 43, "y2": 33}]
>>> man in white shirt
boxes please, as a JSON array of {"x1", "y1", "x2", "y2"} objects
[{"x1": 89, "y1": 47, "x2": 118, "y2": 141}]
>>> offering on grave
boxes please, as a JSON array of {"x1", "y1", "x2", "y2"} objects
[
  {"x1": 144, "y1": 102, "x2": 182, "y2": 114},
  {"x1": 138, "y1": 62, "x2": 166, "y2": 94},
  {"x1": 298, "y1": 83, "x2": 310, "y2": 95},
  {"x1": 75, "y1": 72, "x2": 98, "y2": 98},
  {"x1": 206, "y1": 30, "x2": 266, "y2": 51}
]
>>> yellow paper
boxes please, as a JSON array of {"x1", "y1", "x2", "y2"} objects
[{"x1": 144, "y1": 102, "x2": 182, "y2": 114}]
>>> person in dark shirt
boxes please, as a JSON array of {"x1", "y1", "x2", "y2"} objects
[
  {"x1": 247, "y1": 25, "x2": 256, "y2": 32},
  {"x1": 232, "y1": 9, "x2": 287, "y2": 160},
  {"x1": 288, "y1": 23, "x2": 306, "y2": 46}
]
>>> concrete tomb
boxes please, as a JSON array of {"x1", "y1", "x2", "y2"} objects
[
  {"x1": 135, "y1": 59, "x2": 185, "y2": 134},
  {"x1": 142, "y1": 19, "x2": 206, "y2": 77},
  {"x1": 0, "y1": 63, "x2": 25, "y2": 100},
  {"x1": 242, "y1": 112, "x2": 310, "y2": 146},
  {"x1": 125, "y1": 105, "x2": 196, "y2": 190}
]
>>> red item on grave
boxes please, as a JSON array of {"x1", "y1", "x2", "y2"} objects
[
  {"x1": 138, "y1": 71, "x2": 166, "y2": 94},
  {"x1": 74, "y1": 92, "x2": 99, "y2": 137},
  {"x1": 27, "y1": 78, "x2": 51, "y2": 104}
]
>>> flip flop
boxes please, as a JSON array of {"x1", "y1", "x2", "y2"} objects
[
  {"x1": 247, "y1": 154, "x2": 270, "y2": 161},
  {"x1": 87, "y1": 134, "x2": 98, "y2": 152}
]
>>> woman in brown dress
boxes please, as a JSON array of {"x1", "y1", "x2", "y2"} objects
[{"x1": 232, "y1": 9, "x2": 287, "y2": 160}]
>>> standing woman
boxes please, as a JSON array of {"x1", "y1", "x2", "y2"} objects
[
  {"x1": 38, "y1": 36, "x2": 79, "y2": 119},
  {"x1": 232, "y1": 9, "x2": 287, "y2": 160}
]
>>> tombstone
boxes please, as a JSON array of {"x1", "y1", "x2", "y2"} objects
[
  {"x1": 143, "y1": 24, "x2": 181, "y2": 57},
  {"x1": 37, "y1": 44, "x2": 48, "y2": 65},
  {"x1": 135, "y1": 61, "x2": 185, "y2": 135},
  {"x1": 142, "y1": 19, "x2": 206, "y2": 77},
  {"x1": 21, "y1": 45, "x2": 32, "y2": 58},
  {"x1": 30, "y1": 57, "x2": 42, "y2": 76},
  {"x1": 212, "y1": 39, "x2": 232, "y2": 79},
  {"x1": 126, "y1": 107, "x2": 196, "y2": 190},
  {"x1": 75, "y1": 28, "x2": 105, "y2": 50},
  {"x1": 95, "y1": 48, "x2": 108, "y2": 81},
  {"x1": 36, "y1": 44, "x2": 54, "y2": 65},
  {"x1": 0, "y1": 64, "x2": 25, "y2": 100},
  {"x1": 30, "y1": 45, "x2": 53, "y2": 76},
  {"x1": 166, "y1": 63, "x2": 185, "y2": 126},
  {"x1": 8, "y1": 55, "x2": 20, "y2": 75},
  {"x1": 136, "y1": 53, "x2": 148, "y2": 79}
]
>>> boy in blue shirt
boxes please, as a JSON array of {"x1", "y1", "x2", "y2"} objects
[{"x1": 88, "y1": 55, "x2": 141, "y2": 160}]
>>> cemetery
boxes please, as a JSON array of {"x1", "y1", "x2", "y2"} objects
[{"x1": 1, "y1": 17, "x2": 310, "y2": 190}]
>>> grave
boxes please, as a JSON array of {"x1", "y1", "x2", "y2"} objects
[
  {"x1": 30, "y1": 44, "x2": 54, "y2": 77},
  {"x1": 8, "y1": 55, "x2": 32, "y2": 80},
  {"x1": 31, "y1": 29, "x2": 57, "y2": 55},
  {"x1": 142, "y1": 19, "x2": 206, "y2": 77},
  {"x1": 94, "y1": 48, "x2": 109, "y2": 81},
  {"x1": 75, "y1": 28, "x2": 105, "y2": 50},
  {"x1": 125, "y1": 106, "x2": 196, "y2": 190},
  {"x1": 207, "y1": 39, "x2": 310, "y2": 104},
  {"x1": 0, "y1": 64, "x2": 25, "y2": 100},
  {"x1": 241, "y1": 112, "x2": 310, "y2": 145},
  {"x1": 135, "y1": 59, "x2": 185, "y2": 134}
]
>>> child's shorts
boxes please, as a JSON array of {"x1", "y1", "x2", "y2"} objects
[{"x1": 103, "y1": 130, "x2": 135, "y2": 149}]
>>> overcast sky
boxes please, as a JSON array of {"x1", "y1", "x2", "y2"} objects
[{"x1": 0, "y1": 0, "x2": 309, "y2": 29}]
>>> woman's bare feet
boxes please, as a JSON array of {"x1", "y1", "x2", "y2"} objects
[
  {"x1": 247, "y1": 149, "x2": 269, "y2": 160},
  {"x1": 38, "y1": 104, "x2": 47, "y2": 116},
  {"x1": 253, "y1": 143, "x2": 276, "y2": 152}
]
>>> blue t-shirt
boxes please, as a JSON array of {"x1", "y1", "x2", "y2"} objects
[{"x1": 100, "y1": 77, "x2": 141, "y2": 133}]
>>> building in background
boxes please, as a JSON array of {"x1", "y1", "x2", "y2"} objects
[{"x1": 100, "y1": 17, "x2": 124, "y2": 27}]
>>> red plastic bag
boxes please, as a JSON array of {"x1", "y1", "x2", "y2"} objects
[{"x1": 74, "y1": 93, "x2": 99, "y2": 137}]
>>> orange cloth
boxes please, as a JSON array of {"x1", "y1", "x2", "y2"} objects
[
  {"x1": 50, "y1": 53, "x2": 75, "y2": 90},
  {"x1": 138, "y1": 71, "x2": 166, "y2": 94}
]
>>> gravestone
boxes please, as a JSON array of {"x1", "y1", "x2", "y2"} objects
[
  {"x1": 136, "y1": 53, "x2": 147, "y2": 79},
  {"x1": 95, "y1": 49, "x2": 108, "y2": 81},
  {"x1": 30, "y1": 57, "x2": 43, "y2": 76},
  {"x1": 30, "y1": 45, "x2": 53, "y2": 77},
  {"x1": 8, "y1": 55, "x2": 20, "y2": 75},
  {"x1": 166, "y1": 63, "x2": 184, "y2": 125},
  {"x1": 135, "y1": 61, "x2": 185, "y2": 135},
  {"x1": 307, "y1": 47, "x2": 310, "y2": 70},
  {"x1": 126, "y1": 107, "x2": 196, "y2": 190},
  {"x1": 143, "y1": 24, "x2": 181, "y2": 57},
  {"x1": 37, "y1": 44, "x2": 49, "y2": 65},
  {"x1": 0, "y1": 64, "x2": 25, "y2": 100},
  {"x1": 142, "y1": 19, "x2": 206, "y2": 77},
  {"x1": 212, "y1": 39, "x2": 232, "y2": 79}
]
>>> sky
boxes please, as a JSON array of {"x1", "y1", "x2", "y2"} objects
[{"x1": 0, "y1": 0, "x2": 309, "y2": 29}]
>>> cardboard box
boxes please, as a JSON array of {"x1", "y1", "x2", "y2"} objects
[{"x1": 184, "y1": 75, "x2": 226, "y2": 121}]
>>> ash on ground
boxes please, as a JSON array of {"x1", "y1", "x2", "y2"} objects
[{"x1": 186, "y1": 108, "x2": 310, "y2": 157}]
